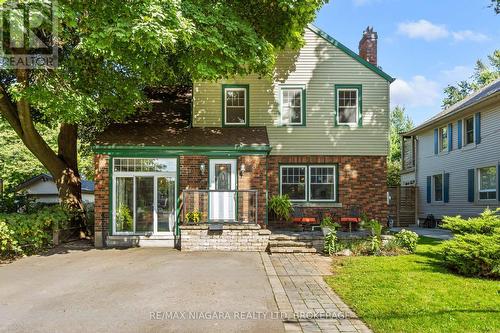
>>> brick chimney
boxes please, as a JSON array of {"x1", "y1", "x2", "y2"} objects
[{"x1": 359, "y1": 26, "x2": 378, "y2": 66}]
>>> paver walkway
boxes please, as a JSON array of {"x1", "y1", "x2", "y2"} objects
[{"x1": 261, "y1": 253, "x2": 372, "y2": 333}]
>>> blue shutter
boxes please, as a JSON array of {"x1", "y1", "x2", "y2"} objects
[
  {"x1": 448, "y1": 123, "x2": 453, "y2": 152},
  {"x1": 475, "y1": 113, "x2": 481, "y2": 144},
  {"x1": 434, "y1": 128, "x2": 439, "y2": 154},
  {"x1": 467, "y1": 169, "x2": 475, "y2": 203},
  {"x1": 444, "y1": 173, "x2": 450, "y2": 203},
  {"x1": 457, "y1": 120, "x2": 462, "y2": 149},
  {"x1": 426, "y1": 176, "x2": 432, "y2": 203}
]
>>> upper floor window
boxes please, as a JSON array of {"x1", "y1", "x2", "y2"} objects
[
  {"x1": 478, "y1": 166, "x2": 497, "y2": 200},
  {"x1": 464, "y1": 116, "x2": 474, "y2": 145},
  {"x1": 280, "y1": 87, "x2": 305, "y2": 125},
  {"x1": 223, "y1": 85, "x2": 248, "y2": 126},
  {"x1": 336, "y1": 86, "x2": 361, "y2": 126},
  {"x1": 433, "y1": 173, "x2": 443, "y2": 202},
  {"x1": 439, "y1": 126, "x2": 448, "y2": 152}
]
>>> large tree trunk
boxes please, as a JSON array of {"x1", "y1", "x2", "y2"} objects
[{"x1": 0, "y1": 71, "x2": 88, "y2": 237}]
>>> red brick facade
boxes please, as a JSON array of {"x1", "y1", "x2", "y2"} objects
[
  {"x1": 94, "y1": 154, "x2": 110, "y2": 247},
  {"x1": 93, "y1": 153, "x2": 387, "y2": 246},
  {"x1": 267, "y1": 155, "x2": 387, "y2": 223}
]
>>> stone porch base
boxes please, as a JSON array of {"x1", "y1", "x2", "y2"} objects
[
  {"x1": 180, "y1": 224, "x2": 271, "y2": 251},
  {"x1": 106, "y1": 235, "x2": 176, "y2": 248}
]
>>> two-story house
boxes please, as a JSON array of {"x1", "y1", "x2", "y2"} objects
[
  {"x1": 92, "y1": 25, "x2": 394, "y2": 248},
  {"x1": 401, "y1": 79, "x2": 500, "y2": 224}
]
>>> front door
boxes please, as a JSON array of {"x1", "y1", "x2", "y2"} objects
[{"x1": 209, "y1": 159, "x2": 237, "y2": 222}]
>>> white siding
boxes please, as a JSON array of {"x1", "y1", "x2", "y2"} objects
[{"x1": 416, "y1": 98, "x2": 500, "y2": 219}]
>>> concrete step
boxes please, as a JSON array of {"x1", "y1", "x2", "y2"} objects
[
  {"x1": 268, "y1": 240, "x2": 313, "y2": 248},
  {"x1": 269, "y1": 234, "x2": 323, "y2": 241},
  {"x1": 269, "y1": 246, "x2": 317, "y2": 254},
  {"x1": 269, "y1": 234, "x2": 299, "y2": 241}
]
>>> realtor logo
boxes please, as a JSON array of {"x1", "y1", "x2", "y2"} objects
[{"x1": 0, "y1": 0, "x2": 58, "y2": 69}]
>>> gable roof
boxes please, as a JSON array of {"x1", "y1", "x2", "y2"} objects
[
  {"x1": 404, "y1": 78, "x2": 500, "y2": 136},
  {"x1": 15, "y1": 174, "x2": 95, "y2": 193},
  {"x1": 307, "y1": 24, "x2": 395, "y2": 83}
]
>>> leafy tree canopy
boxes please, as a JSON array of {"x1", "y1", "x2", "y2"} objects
[
  {"x1": 442, "y1": 50, "x2": 499, "y2": 108},
  {"x1": 388, "y1": 106, "x2": 414, "y2": 186}
]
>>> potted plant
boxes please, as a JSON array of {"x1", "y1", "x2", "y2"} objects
[
  {"x1": 268, "y1": 195, "x2": 293, "y2": 223},
  {"x1": 185, "y1": 211, "x2": 202, "y2": 224},
  {"x1": 321, "y1": 216, "x2": 341, "y2": 236}
]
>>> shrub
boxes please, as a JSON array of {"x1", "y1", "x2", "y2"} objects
[
  {"x1": 365, "y1": 219, "x2": 383, "y2": 254},
  {"x1": 321, "y1": 216, "x2": 340, "y2": 230},
  {"x1": 441, "y1": 234, "x2": 500, "y2": 278},
  {"x1": 324, "y1": 231, "x2": 341, "y2": 255},
  {"x1": 394, "y1": 229, "x2": 419, "y2": 253},
  {"x1": 441, "y1": 208, "x2": 500, "y2": 235},
  {"x1": 269, "y1": 195, "x2": 293, "y2": 222},
  {"x1": 0, "y1": 206, "x2": 70, "y2": 257}
]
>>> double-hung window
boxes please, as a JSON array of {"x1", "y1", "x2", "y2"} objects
[
  {"x1": 223, "y1": 85, "x2": 248, "y2": 126},
  {"x1": 280, "y1": 165, "x2": 337, "y2": 202},
  {"x1": 433, "y1": 174, "x2": 443, "y2": 202},
  {"x1": 478, "y1": 166, "x2": 497, "y2": 200},
  {"x1": 280, "y1": 166, "x2": 307, "y2": 201},
  {"x1": 280, "y1": 87, "x2": 305, "y2": 125},
  {"x1": 439, "y1": 126, "x2": 448, "y2": 152},
  {"x1": 464, "y1": 116, "x2": 474, "y2": 145},
  {"x1": 336, "y1": 86, "x2": 361, "y2": 126}
]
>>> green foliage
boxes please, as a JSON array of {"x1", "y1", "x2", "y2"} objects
[
  {"x1": 388, "y1": 106, "x2": 414, "y2": 186},
  {"x1": 0, "y1": 206, "x2": 70, "y2": 257},
  {"x1": 441, "y1": 208, "x2": 500, "y2": 235},
  {"x1": 326, "y1": 237, "x2": 500, "y2": 333},
  {"x1": 441, "y1": 234, "x2": 499, "y2": 278},
  {"x1": 324, "y1": 231, "x2": 340, "y2": 256},
  {"x1": 365, "y1": 219, "x2": 383, "y2": 253},
  {"x1": 116, "y1": 206, "x2": 133, "y2": 231},
  {"x1": 394, "y1": 229, "x2": 419, "y2": 253},
  {"x1": 185, "y1": 211, "x2": 202, "y2": 224},
  {"x1": 320, "y1": 216, "x2": 340, "y2": 229},
  {"x1": 440, "y1": 208, "x2": 500, "y2": 278},
  {"x1": 268, "y1": 195, "x2": 293, "y2": 222},
  {"x1": 442, "y1": 50, "x2": 500, "y2": 108},
  {"x1": 490, "y1": 0, "x2": 500, "y2": 14}
]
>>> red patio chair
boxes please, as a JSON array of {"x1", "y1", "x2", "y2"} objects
[
  {"x1": 292, "y1": 206, "x2": 318, "y2": 230},
  {"x1": 340, "y1": 205, "x2": 361, "y2": 232}
]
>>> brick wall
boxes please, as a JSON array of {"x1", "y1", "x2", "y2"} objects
[
  {"x1": 268, "y1": 155, "x2": 387, "y2": 223},
  {"x1": 94, "y1": 154, "x2": 110, "y2": 248}
]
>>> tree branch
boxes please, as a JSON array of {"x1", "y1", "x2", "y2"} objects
[{"x1": 0, "y1": 83, "x2": 23, "y2": 137}]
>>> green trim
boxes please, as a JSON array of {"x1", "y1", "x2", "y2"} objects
[
  {"x1": 278, "y1": 85, "x2": 307, "y2": 127},
  {"x1": 308, "y1": 24, "x2": 395, "y2": 83},
  {"x1": 265, "y1": 156, "x2": 269, "y2": 226},
  {"x1": 108, "y1": 157, "x2": 113, "y2": 236},
  {"x1": 334, "y1": 84, "x2": 363, "y2": 128},
  {"x1": 221, "y1": 84, "x2": 250, "y2": 127},
  {"x1": 93, "y1": 145, "x2": 271, "y2": 157},
  {"x1": 278, "y1": 163, "x2": 339, "y2": 203},
  {"x1": 175, "y1": 156, "x2": 181, "y2": 236}
]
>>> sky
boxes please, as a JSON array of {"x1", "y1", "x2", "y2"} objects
[{"x1": 314, "y1": 0, "x2": 500, "y2": 125}]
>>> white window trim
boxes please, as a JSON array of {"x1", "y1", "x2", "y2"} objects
[
  {"x1": 280, "y1": 165, "x2": 308, "y2": 202},
  {"x1": 279, "y1": 85, "x2": 305, "y2": 126},
  {"x1": 112, "y1": 158, "x2": 177, "y2": 236},
  {"x1": 432, "y1": 173, "x2": 444, "y2": 203},
  {"x1": 438, "y1": 126, "x2": 448, "y2": 152},
  {"x1": 462, "y1": 115, "x2": 476, "y2": 147},
  {"x1": 477, "y1": 166, "x2": 497, "y2": 201},
  {"x1": 336, "y1": 88, "x2": 359, "y2": 126},
  {"x1": 308, "y1": 165, "x2": 336, "y2": 202},
  {"x1": 224, "y1": 87, "x2": 247, "y2": 126}
]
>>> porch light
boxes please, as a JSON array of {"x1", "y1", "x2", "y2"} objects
[
  {"x1": 239, "y1": 163, "x2": 246, "y2": 176},
  {"x1": 200, "y1": 162, "x2": 206, "y2": 176}
]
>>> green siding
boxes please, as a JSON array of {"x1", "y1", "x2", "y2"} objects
[{"x1": 193, "y1": 28, "x2": 390, "y2": 156}]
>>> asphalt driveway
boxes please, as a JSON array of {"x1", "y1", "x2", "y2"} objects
[{"x1": 0, "y1": 244, "x2": 284, "y2": 333}]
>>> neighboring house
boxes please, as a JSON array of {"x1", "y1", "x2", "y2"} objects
[
  {"x1": 401, "y1": 79, "x2": 500, "y2": 222},
  {"x1": 15, "y1": 173, "x2": 95, "y2": 204},
  {"x1": 93, "y1": 25, "x2": 394, "y2": 248}
]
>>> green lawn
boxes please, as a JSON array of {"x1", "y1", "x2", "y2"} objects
[{"x1": 325, "y1": 237, "x2": 500, "y2": 333}]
